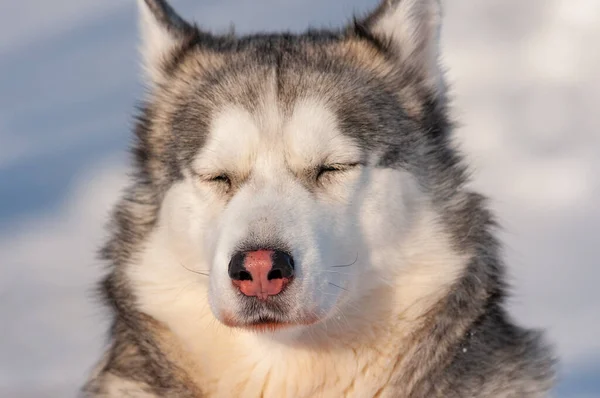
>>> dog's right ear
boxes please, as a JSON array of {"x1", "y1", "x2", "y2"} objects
[{"x1": 137, "y1": 0, "x2": 195, "y2": 86}]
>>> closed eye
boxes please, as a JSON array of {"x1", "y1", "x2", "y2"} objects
[
  {"x1": 316, "y1": 163, "x2": 360, "y2": 181},
  {"x1": 209, "y1": 174, "x2": 231, "y2": 184},
  {"x1": 193, "y1": 170, "x2": 232, "y2": 189}
]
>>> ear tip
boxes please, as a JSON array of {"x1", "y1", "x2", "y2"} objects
[
  {"x1": 136, "y1": 0, "x2": 156, "y2": 12},
  {"x1": 138, "y1": 0, "x2": 193, "y2": 36},
  {"x1": 137, "y1": 0, "x2": 167, "y2": 10},
  {"x1": 137, "y1": 0, "x2": 195, "y2": 87}
]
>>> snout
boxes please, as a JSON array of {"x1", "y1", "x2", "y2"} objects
[{"x1": 228, "y1": 250, "x2": 294, "y2": 300}]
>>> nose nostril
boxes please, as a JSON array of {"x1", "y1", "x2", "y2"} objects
[
  {"x1": 228, "y1": 252, "x2": 250, "y2": 281},
  {"x1": 267, "y1": 269, "x2": 282, "y2": 280},
  {"x1": 271, "y1": 251, "x2": 295, "y2": 279},
  {"x1": 238, "y1": 270, "x2": 253, "y2": 281}
]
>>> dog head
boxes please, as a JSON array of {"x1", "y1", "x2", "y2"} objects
[{"x1": 127, "y1": 0, "x2": 459, "y2": 335}]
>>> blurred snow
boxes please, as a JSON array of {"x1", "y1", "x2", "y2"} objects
[
  {"x1": 444, "y1": 0, "x2": 600, "y2": 371},
  {"x1": 0, "y1": 0, "x2": 126, "y2": 54},
  {"x1": 0, "y1": 0, "x2": 598, "y2": 396},
  {"x1": 0, "y1": 157, "x2": 127, "y2": 394}
]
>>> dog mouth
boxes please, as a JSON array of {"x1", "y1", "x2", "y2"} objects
[
  {"x1": 242, "y1": 316, "x2": 297, "y2": 332},
  {"x1": 221, "y1": 305, "x2": 319, "y2": 332},
  {"x1": 226, "y1": 316, "x2": 319, "y2": 332},
  {"x1": 219, "y1": 284, "x2": 322, "y2": 332},
  {"x1": 221, "y1": 314, "x2": 296, "y2": 331}
]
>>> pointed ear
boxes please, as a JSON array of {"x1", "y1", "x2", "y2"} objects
[
  {"x1": 358, "y1": 0, "x2": 444, "y2": 93},
  {"x1": 137, "y1": 0, "x2": 195, "y2": 86}
]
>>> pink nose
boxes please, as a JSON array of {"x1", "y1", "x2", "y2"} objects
[{"x1": 228, "y1": 250, "x2": 295, "y2": 300}]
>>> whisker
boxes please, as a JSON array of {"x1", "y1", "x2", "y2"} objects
[
  {"x1": 322, "y1": 269, "x2": 354, "y2": 276},
  {"x1": 178, "y1": 261, "x2": 210, "y2": 277},
  {"x1": 330, "y1": 252, "x2": 359, "y2": 268},
  {"x1": 328, "y1": 282, "x2": 349, "y2": 292}
]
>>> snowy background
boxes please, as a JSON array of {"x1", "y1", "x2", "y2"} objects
[{"x1": 1, "y1": 0, "x2": 598, "y2": 396}]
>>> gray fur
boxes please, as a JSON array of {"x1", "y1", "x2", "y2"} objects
[{"x1": 83, "y1": 0, "x2": 556, "y2": 396}]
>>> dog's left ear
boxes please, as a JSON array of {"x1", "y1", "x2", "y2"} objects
[
  {"x1": 137, "y1": 0, "x2": 196, "y2": 86},
  {"x1": 357, "y1": 0, "x2": 444, "y2": 94}
]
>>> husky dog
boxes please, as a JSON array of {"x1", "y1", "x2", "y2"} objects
[{"x1": 83, "y1": 0, "x2": 555, "y2": 396}]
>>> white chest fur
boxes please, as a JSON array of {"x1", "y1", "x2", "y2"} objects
[{"x1": 178, "y1": 312, "x2": 404, "y2": 398}]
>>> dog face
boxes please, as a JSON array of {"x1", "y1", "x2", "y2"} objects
[
  {"x1": 130, "y1": 0, "x2": 452, "y2": 334},
  {"x1": 158, "y1": 96, "x2": 422, "y2": 331}
]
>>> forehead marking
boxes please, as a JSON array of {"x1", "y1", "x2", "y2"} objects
[
  {"x1": 194, "y1": 95, "x2": 361, "y2": 176},
  {"x1": 193, "y1": 105, "x2": 261, "y2": 174},
  {"x1": 284, "y1": 98, "x2": 362, "y2": 168}
]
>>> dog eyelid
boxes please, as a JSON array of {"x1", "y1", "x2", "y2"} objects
[
  {"x1": 320, "y1": 162, "x2": 362, "y2": 171},
  {"x1": 208, "y1": 174, "x2": 231, "y2": 183},
  {"x1": 190, "y1": 169, "x2": 232, "y2": 185},
  {"x1": 316, "y1": 162, "x2": 361, "y2": 179}
]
